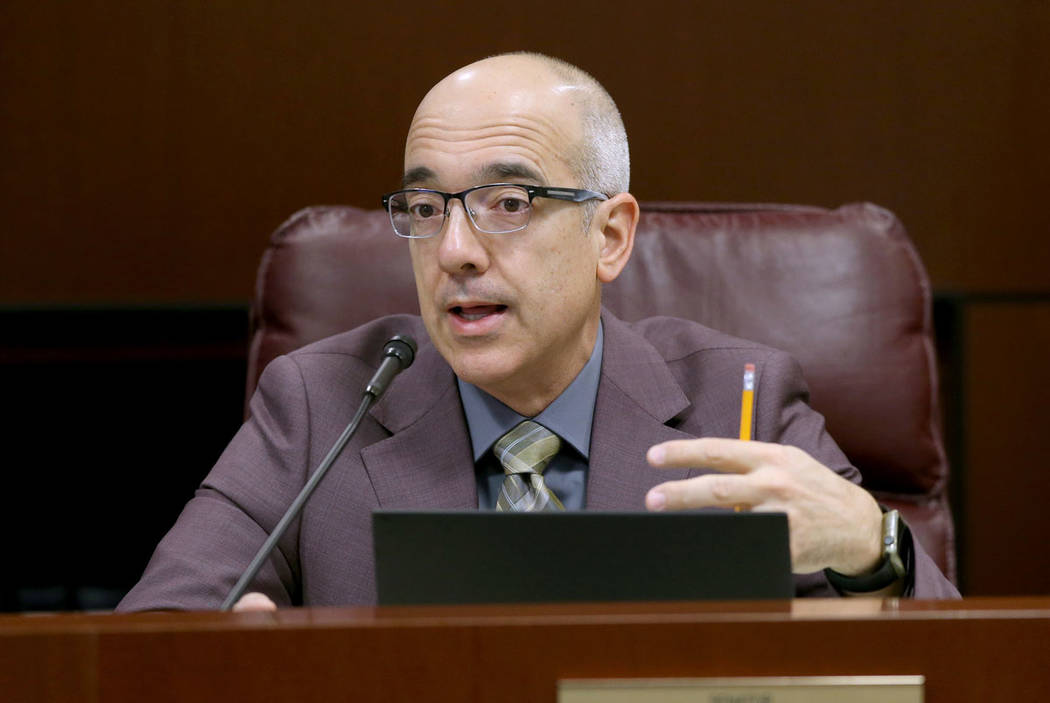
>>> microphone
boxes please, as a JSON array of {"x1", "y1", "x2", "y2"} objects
[
  {"x1": 366, "y1": 335, "x2": 417, "y2": 398},
  {"x1": 220, "y1": 334, "x2": 417, "y2": 611}
]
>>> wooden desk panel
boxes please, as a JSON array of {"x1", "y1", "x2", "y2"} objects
[{"x1": 2, "y1": 598, "x2": 1048, "y2": 702}]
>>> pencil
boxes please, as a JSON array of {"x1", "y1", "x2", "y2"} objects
[
  {"x1": 738, "y1": 363, "x2": 755, "y2": 441},
  {"x1": 735, "y1": 363, "x2": 756, "y2": 512}
]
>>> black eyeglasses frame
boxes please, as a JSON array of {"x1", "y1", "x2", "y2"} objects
[{"x1": 380, "y1": 182, "x2": 609, "y2": 238}]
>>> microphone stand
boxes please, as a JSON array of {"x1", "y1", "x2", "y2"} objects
[{"x1": 220, "y1": 335, "x2": 415, "y2": 611}]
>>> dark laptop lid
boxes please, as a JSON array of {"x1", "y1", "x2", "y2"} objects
[{"x1": 373, "y1": 511, "x2": 792, "y2": 605}]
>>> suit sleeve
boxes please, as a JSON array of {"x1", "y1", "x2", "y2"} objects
[
  {"x1": 755, "y1": 350, "x2": 960, "y2": 599},
  {"x1": 116, "y1": 355, "x2": 311, "y2": 611}
]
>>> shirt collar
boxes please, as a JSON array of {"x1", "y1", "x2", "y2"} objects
[{"x1": 457, "y1": 321, "x2": 604, "y2": 461}]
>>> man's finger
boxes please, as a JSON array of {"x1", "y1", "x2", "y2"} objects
[
  {"x1": 647, "y1": 437, "x2": 779, "y2": 473},
  {"x1": 645, "y1": 473, "x2": 763, "y2": 511},
  {"x1": 232, "y1": 592, "x2": 277, "y2": 612}
]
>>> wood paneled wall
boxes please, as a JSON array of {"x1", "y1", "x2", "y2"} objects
[
  {"x1": 2, "y1": 1, "x2": 1047, "y2": 302},
  {"x1": 963, "y1": 301, "x2": 1050, "y2": 595}
]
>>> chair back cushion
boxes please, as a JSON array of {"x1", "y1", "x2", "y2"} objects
[{"x1": 247, "y1": 201, "x2": 955, "y2": 579}]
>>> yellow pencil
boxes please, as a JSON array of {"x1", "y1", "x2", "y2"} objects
[
  {"x1": 738, "y1": 363, "x2": 755, "y2": 441},
  {"x1": 735, "y1": 363, "x2": 755, "y2": 512}
]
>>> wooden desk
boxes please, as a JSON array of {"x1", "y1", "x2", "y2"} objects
[{"x1": 2, "y1": 597, "x2": 1048, "y2": 702}]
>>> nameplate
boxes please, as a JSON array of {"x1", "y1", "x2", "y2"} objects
[{"x1": 558, "y1": 676, "x2": 923, "y2": 702}]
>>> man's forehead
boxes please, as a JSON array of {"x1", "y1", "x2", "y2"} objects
[
  {"x1": 407, "y1": 95, "x2": 579, "y2": 145},
  {"x1": 401, "y1": 162, "x2": 546, "y2": 189}
]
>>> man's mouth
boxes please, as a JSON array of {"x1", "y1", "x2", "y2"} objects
[{"x1": 451, "y1": 304, "x2": 507, "y2": 321}]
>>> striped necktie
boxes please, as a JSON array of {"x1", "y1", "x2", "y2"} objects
[{"x1": 494, "y1": 420, "x2": 565, "y2": 512}]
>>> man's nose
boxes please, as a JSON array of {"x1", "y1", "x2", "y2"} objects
[{"x1": 436, "y1": 199, "x2": 490, "y2": 275}]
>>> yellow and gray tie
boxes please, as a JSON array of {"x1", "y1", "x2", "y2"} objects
[{"x1": 494, "y1": 420, "x2": 565, "y2": 512}]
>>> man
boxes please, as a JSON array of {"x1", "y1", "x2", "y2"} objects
[{"x1": 118, "y1": 53, "x2": 958, "y2": 612}]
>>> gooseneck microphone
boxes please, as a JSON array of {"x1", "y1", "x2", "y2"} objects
[
  {"x1": 220, "y1": 334, "x2": 417, "y2": 611},
  {"x1": 366, "y1": 335, "x2": 417, "y2": 398}
]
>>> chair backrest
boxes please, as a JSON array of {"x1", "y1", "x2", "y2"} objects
[{"x1": 247, "y1": 201, "x2": 955, "y2": 581}]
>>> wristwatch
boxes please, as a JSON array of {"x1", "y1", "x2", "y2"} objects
[{"x1": 824, "y1": 508, "x2": 909, "y2": 593}]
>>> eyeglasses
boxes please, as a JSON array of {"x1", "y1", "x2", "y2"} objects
[{"x1": 380, "y1": 183, "x2": 608, "y2": 239}]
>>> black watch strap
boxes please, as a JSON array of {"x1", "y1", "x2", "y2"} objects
[{"x1": 824, "y1": 508, "x2": 912, "y2": 593}]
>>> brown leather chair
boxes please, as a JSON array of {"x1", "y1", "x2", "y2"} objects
[{"x1": 247, "y1": 201, "x2": 957, "y2": 583}]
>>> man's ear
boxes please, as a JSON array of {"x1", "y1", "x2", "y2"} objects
[{"x1": 594, "y1": 193, "x2": 639, "y2": 284}]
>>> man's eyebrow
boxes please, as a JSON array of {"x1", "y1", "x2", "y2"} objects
[
  {"x1": 401, "y1": 166, "x2": 436, "y2": 188},
  {"x1": 474, "y1": 162, "x2": 545, "y2": 184}
]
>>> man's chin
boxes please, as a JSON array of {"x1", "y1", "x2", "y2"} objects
[
  {"x1": 444, "y1": 346, "x2": 520, "y2": 392},
  {"x1": 450, "y1": 359, "x2": 516, "y2": 392}
]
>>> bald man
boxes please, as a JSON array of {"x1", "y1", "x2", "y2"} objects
[{"x1": 118, "y1": 53, "x2": 958, "y2": 612}]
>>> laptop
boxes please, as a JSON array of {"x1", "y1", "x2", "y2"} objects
[{"x1": 373, "y1": 511, "x2": 792, "y2": 605}]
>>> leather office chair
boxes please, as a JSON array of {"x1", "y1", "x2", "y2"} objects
[{"x1": 246, "y1": 201, "x2": 957, "y2": 582}]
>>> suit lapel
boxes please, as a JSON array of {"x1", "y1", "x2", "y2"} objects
[
  {"x1": 586, "y1": 311, "x2": 702, "y2": 509},
  {"x1": 357, "y1": 311, "x2": 708, "y2": 512},
  {"x1": 361, "y1": 342, "x2": 477, "y2": 510}
]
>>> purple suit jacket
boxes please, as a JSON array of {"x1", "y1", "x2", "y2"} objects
[{"x1": 118, "y1": 310, "x2": 958, "y2": 610}]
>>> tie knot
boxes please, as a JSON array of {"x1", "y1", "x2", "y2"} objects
[{"x1": 494, "y1": 420, "x2": 561, "y2": 476}]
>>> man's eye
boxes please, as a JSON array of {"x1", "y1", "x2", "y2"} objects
[
  {"x1": 411, "y1": 203, "x2": 439, "y2": 218},
  {"x1": 499, "y1": 198, "x2": 528, "y2": 213}
]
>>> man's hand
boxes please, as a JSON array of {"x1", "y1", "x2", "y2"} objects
[
  {"x1": 645, "y1": 437, "x2": 883, "y2": 575},
  {"x1": 231, "y1": 592, "x2": 278, "y2": 612}
]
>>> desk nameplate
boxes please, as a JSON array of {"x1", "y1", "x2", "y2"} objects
[{"x1": 559, "y1": 675, "x2": 923, "y2": 702}]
